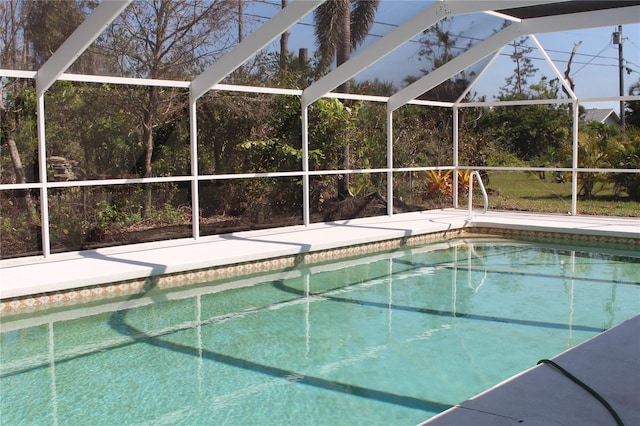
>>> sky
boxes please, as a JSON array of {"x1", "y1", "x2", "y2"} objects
[{"x1": 246, "y1": 1, "x2": 640, "y2": 112}]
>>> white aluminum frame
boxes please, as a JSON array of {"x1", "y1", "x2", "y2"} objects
[{"x1": 1, "y1": 1, "x2": 639, "y2": 258}]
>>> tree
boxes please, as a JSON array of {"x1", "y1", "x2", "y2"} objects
[
  {"x1": 626, "y1": 80, "x2": 640, "y2": 129},
  {"x1": 500, "y1": 35, "x2": 538, "y2": 98},
  {"x1": 562, "y1": 41, "x2": 581, "y2": 97},
  {"x1": 0, "y1": 0, "x2": 31, "y2": 70},
  {"x1": 570, "y1": 121, "x2": 621, "y2": 197},
  {"x1": 313, "y1": 0, "x2": 379, "y2": 90},
  {"x1": 280, "y1": 0, "x2": 289, "y2": 71},
  {"x1": 24, "y1": 0, "x2": 86, "y2": 69},
  {"x1": 608, "y1": 128, "x2": 640, "y2": 201},
  {"x1": 395, "y1": 18, "x2": 476, "y2": 194},
  {"x1": 405, "y1": 17, "x2": 475, "y2": 102},
  {"x1": 313, "y1": 0, "x2": 380, "y2": 199},
  {"x1": 0, "y1": 83, "x2": 37, "y2": 214},
  {"x1": 194, "y1": 53, "x2": 320, "y2": 224},
  {"x1": 479, "y1": 77, "x2": 572, "y2": 162},
  {"x1": 102, "y1": 0, "x2": 234, "y2": 178},
  {"x1": 95, "y1": 0, "x2": 235, "y2": 213},
  {"x1": 475, "y1": 32, "x2": 573, "y2": 164},
  {"x1": 0, "y1": 0, "x2": 39, "y2": 218}
]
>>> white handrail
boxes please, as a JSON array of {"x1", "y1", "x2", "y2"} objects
[{"x1": 468, "y1": 170, "x2": 488, "y2": 219}]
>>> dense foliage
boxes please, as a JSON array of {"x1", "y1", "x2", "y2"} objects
[{"x1": 1, "y1": 1, "x2": 638, "y2": 258}]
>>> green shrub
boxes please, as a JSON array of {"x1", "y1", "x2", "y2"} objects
[{"x1": 607, "y1": 129, "x2": 640, "y2": 201}]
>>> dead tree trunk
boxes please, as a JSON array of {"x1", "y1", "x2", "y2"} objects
[
  {"x1": 562, "y1": 41, "x2": 581, "y2": 97},
  {"x1": 0, "y1": 86, "x2": 37, "y2": 219}
]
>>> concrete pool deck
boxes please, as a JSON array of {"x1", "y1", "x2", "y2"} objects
[
  {"x1": 1, "y1": 209, "x2": 639, "y2": 425},
  {"x1": 1, "y1": 209, "x2": 638, "y2": 300},
  {"x1": 423, "y1": 314, "x2": 640, "y2": 426}
]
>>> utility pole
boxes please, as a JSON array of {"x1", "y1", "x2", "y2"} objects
[{"x1": 613, "y1": 25, "x2": 625, "y2": 130}]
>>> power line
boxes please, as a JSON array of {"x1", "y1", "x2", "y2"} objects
[
  {"x1": 571, "y1": 42, "x2": 611, "y2": 75},
  {"x1": 241, "y1": 8, "x2": 637, "y2": 76},
  {"x1": 252, "y1": 0, "x2": 637, "y2": 65}
]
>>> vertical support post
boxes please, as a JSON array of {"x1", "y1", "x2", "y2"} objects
[
  {"x1": 453, "y1": 106, "x2": 459, "y2": 208},
  {"x1": 386, "y1": 107, "x2": 394, "y2": 216},
  {"x1": 302, "y1": 104, "x2": 310, "y2": 226},
  {"x1": 571, "y1": 100, "x2": 579, "y2": 216},
  {"x1": 468, "y1": 171, "x2": 474, "y2": 219},
  {"x1": 37, "y1": 93, "x2": 51, "y2": 257},
  {"x1": 189, "y1": 95, "x2": 200, "y2": 239}
]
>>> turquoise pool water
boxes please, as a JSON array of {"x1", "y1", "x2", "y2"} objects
[{"x1": 1, "y1": 239, "x2": 639, "y2": 425}]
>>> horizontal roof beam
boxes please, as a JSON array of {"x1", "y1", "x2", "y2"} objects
[
  {"x1": 302, "y1": 0, "x2": 450, "y2": 107},
  {"x1": 454, "y1": 49, "x2": 503, "y2": 104},
  {"x1": 498, "y1": 0, "x2": 640, "y2": 20},
  {"x1": 389, "y1": 22, "x2": 527, "y2": 112},
  {"x1": 522, "y1": 4, "x2": 640, "y2": 33},
  {"x1": 190, "y1": 0, "x2": 323, "y2": 102},
  {"x1": 303, "y1": 0, "x2": 567, "y2": 107},
  {"x1": 389, "y1": 2, "x2": 639, "y2": 111},
  {"x1": 36, "y1": 0, "x2": 131, "y2": 94}
]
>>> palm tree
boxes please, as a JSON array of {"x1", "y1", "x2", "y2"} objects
[
  {"x1": 313, "y1": 0, "x2": 379, "y2": 199},
  {"x1": 313, "y1": 0, "x2": 379, "y2": 93}
]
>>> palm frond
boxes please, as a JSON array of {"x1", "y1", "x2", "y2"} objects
[
  {"x1": 313, "y1": 1, "x2": 349, "y2": 72},
  {"x1": 350, "y1": 0, "x2": 379, "y2": 50}
]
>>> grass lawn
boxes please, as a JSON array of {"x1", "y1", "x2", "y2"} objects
[{"x1": 476, "y1": 171, "x2": 640, "y2": 217}]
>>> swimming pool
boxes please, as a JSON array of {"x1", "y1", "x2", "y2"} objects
[{"x1": 1, "y1": 238, "x2": 639, "y2": 425}]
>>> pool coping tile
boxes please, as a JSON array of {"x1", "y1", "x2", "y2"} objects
[{"x1": 1, "y1": 209, "x2": 638, "y2": 314}]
